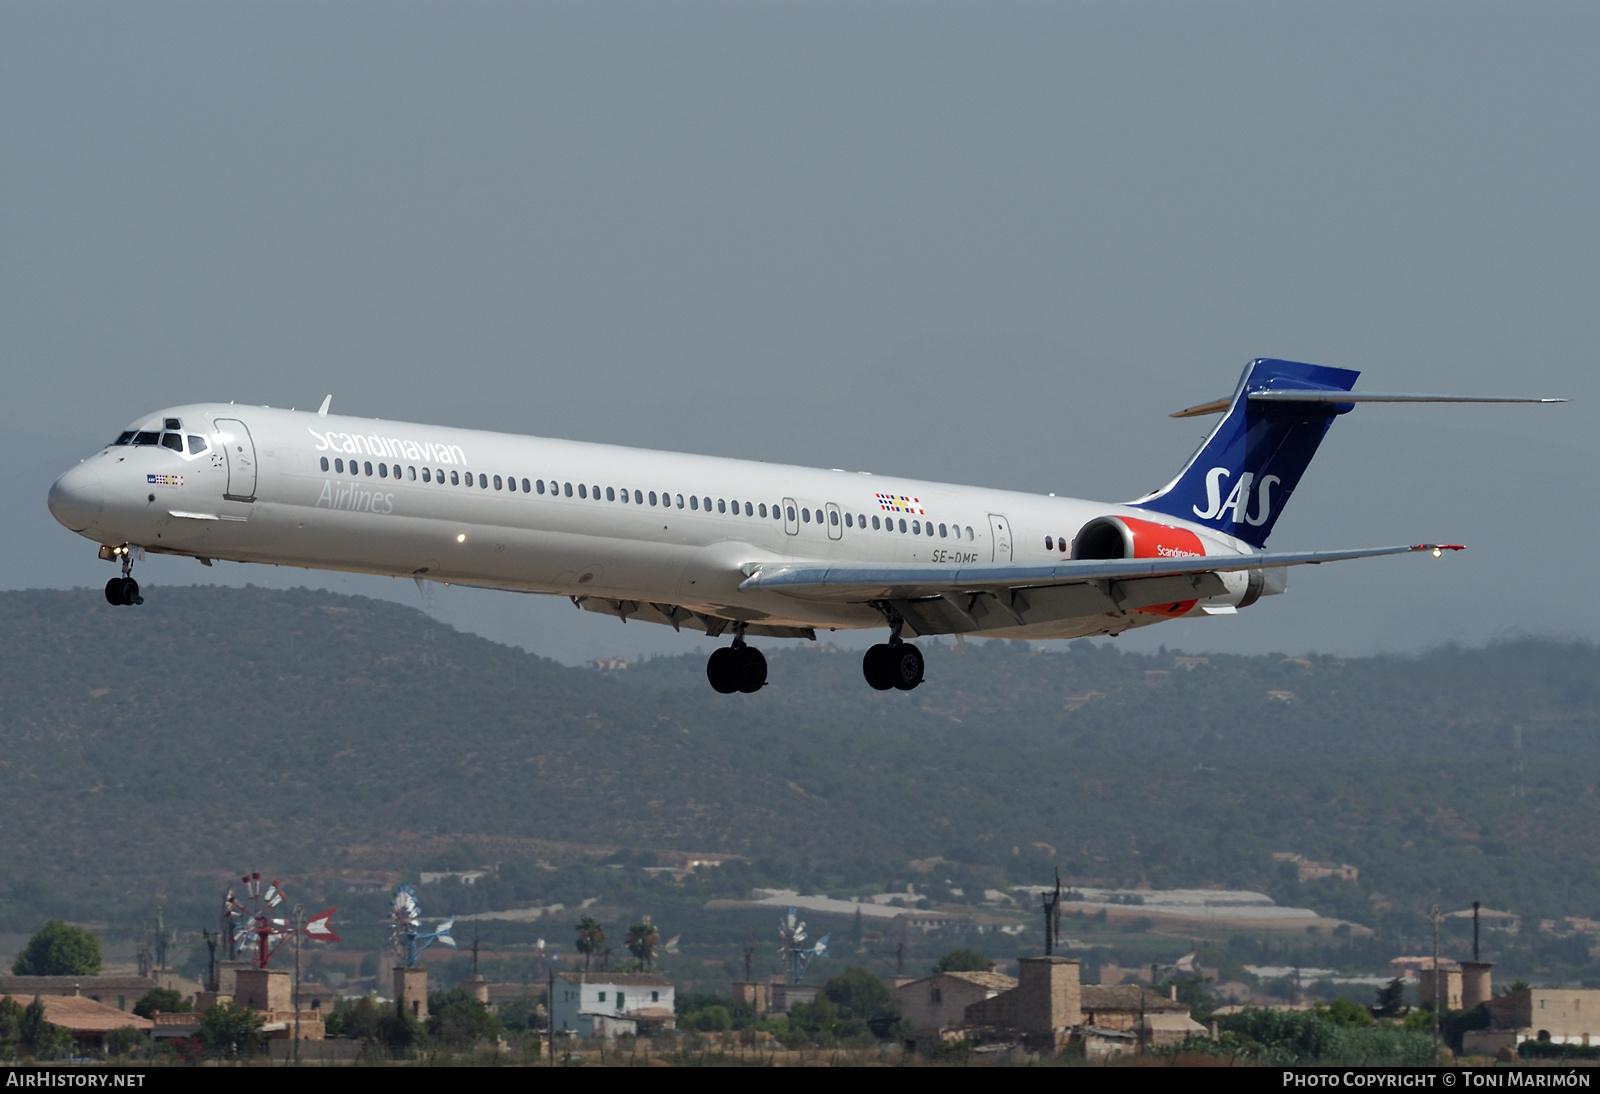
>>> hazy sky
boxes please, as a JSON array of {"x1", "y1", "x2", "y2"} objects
[{"x1": 3, "y1": 2, "x2": 1595, "y2": 664}]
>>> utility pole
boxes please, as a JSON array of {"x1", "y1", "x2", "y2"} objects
[
  {"x1": 1473, "y1": 900, "x2": 1481, "y2": 963},
  {"x1": 292, "y1": 904, "x2": 304, "y2": 1065},
  {"x1": 1430, "y1": 904, "x2": 1442, "y2": 1060},
  {"x1": 547, "y1": 964, "x2": 555, "y2": 1068}
]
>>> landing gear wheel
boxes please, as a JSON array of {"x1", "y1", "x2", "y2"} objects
[
  {"x1": 104, "y1": 577, "x2": 142, "y2": 606},
  {"x1": 863, "y1": 644, "x2": 895, "y2": 691},
  {"x1": 888, "y1": 642, "x2": 924, "y2": 691},
  {"x1": 706, "y1": 647, "x2": 739, "y2": 694},
  {"x1": 733, "y1": 646, "x2": 767, "y2": 693}
]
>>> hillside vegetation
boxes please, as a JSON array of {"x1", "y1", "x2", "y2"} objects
[{"x1": 0, "y1": 586, "x2": 1595, "y2": 961}]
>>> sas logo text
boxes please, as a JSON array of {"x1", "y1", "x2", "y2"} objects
[{"x1": 1192, "y1": 468, "x2": 1279, "y2": 527}]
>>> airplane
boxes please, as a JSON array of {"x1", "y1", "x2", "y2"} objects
[{"x1": 47, "y1": 358, "x2": 1560, "y2": 693}]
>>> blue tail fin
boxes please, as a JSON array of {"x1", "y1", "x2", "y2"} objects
[{"x1": 1130, "y1": 358, "x2": 1358, "y2": 548}]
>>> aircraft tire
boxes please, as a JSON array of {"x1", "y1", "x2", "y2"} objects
[
  {"x1": 888, "y1": 642, "x2": 924, "y2": 691},
  {"x1": 733, "y1": 646, "x2": 767, "y2": 693},
  {"x1": 125, "y1": 578, "x2": 143, "y2": 605},
  {"x1": 706, "y1": 647, "x2": 739, "y2": 694},
  {"x1": 105, "y1": 578, "x2": 125, "y2": 606},
  {"x1": 863, "y1": 644, "x2": 895, "y2": 691}
]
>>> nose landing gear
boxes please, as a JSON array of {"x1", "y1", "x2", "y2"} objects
[
  {"x1": 103, "y1": 545, "x2": 144, "y2": 606},
  {"x1": 706, "y1": 625, "x2": 767, "y2": 694}
]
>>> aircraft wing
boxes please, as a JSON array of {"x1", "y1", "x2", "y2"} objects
[{"x1": 739, "y1": 543, "x2": 1460, "y2": 635}]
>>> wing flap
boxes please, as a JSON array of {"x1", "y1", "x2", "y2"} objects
[{"x1": 739, "y1": 544, "x2": 1448, "y2": 603}]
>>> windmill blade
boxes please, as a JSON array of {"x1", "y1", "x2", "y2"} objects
[
  {"x1": 305, "y1": 908, "x2": 340, "y2": 942},
  {"x1": 265, "y1": 881, "x2": 285, "y2": 907}
]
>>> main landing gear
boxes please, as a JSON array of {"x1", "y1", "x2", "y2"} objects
[
  {"x1": 706, "y1": 626, "x2": 767, "y2": 694},
  {"x1": 104, "y1": 545, "x2": 143, "y2": 606},
  {"x1": 862, "y1": 607, "x2": 924, "y2": 690},
  {"x1": 863, "y1": 640, "x2": 924, "y2": 691}
]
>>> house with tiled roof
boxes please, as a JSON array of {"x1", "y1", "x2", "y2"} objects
[
  {"x1": 1, "y1": 994, "x2": 152, "y2": 1053},
  {"x1": 894, "y1": 970, "x2": 1017, "y2": 1048}
]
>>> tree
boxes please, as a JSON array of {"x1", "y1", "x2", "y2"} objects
[
  {"x1": 625, "y1": 918, "x2": 660, "y2": 969},
  {"x1": 132, "y1": 988, "x2": 190, "y2": 1019},
  {"x1": 427, "y1": 988, "x2": 501, "y2": 1048},
  {"x1": 12, "y1": 921, "x2": 102, "y2": 976},
  {"x1": 1372, "y1": 977, "x2": 1406, "y2": 1019},
  {"x1": 104, "y1": 1026, "x2": 145, "y2": 1057},
  {"x1": 199, "y1": 1000, "x2": 264, "y2": 1059},
  {"x1": 0, "y1": 996, "x2": 23, "y2": 1060},
  {"x1": 575, "y1": 916, "x2": 606, "y2": 971},
  {"x1": 18, "y1": 997, "x2": 70, "y2": 1060},
  {"x1": 936, "y1": 948, "x2": 993, "y2": 973}
]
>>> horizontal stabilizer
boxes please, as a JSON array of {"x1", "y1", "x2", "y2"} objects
[{"x1": 1174, "y1": 390, "x2": 1564, "y2": 416}]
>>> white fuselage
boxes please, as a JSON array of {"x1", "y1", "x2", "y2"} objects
[{"x1": 48, "y1": 403, "x2": 1263, "y2": 640}]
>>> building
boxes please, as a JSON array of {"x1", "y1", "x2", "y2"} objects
[
  {"x1": 1080, "y1": 984, "x2": 1207, "y2": 1048},
  {"x1": 1417, "y1": 963, "x2": 1463, "y2": 1011},
  {"x1": 894, "y1": 970, "x2": 1017, "y2": 1046},
  {"x1": 6, "y1": 995, "x2": 153, "y2": 1052},
  {"x1": 0, "y1": 971, "x2": 191, "y2": 1013},
  {"x1": 964, "y1": 956, "x2": 1082, "y2": 1052},
  {"x1": 552, "y1": 972, "x2": 675, "y2": 1038},
  {"x1": 1464, "y1": 989, "x2": 1600, "y2": 1056}
]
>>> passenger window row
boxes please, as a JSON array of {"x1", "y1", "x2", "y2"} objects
[
  {"x1": 315, "y1": 455, "x2": 978, "y2": 540},
  {"x1": 1043, "y1": 535, "x2": 1070, "y2": 553}
]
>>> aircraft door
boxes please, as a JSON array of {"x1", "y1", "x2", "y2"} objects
[
  {"x1": 213, "y1": 418, "x2": 258, "y2": 501},
  {"x1": 783, "y1": 497, "x2": 799, "y2": 536},
  {"x1": 825, "y1": 502, "x2": 843, "y2": 540},
  {"x1": 988, "y1": 513, "x2": 1012, "y2": 562}
]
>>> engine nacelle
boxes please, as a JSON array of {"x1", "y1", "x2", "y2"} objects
[{"x1": 1071, "y1": 514, "x2": 1276, "y2": 615}]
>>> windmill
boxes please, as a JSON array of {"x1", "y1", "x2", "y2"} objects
[
  {"x1": 389, "y1": 885, "x2": 456, "y2": 967},
  {"x1": 777, "y1": 907, "x2": 829, "y2": 983},
  {"x1": 224, "y1": 872, "x2": 339, "y2": 968}
]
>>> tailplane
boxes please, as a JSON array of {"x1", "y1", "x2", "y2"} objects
[{"x1": 1132, "y1": 358, "x2": 1563, "y2": 548}]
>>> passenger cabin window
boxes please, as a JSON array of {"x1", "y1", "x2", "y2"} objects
[
  {"x1": 717, "y1": 499, "x2": 726, "y2": 513},
  {"x1": 830, "y1": 510, "x2": 840, "y2": 526},
  {"x1": 320, "y1": 457, "x2": 330, "y2": 471},
  {"x1": 380, "y1": 464, "x2": 389, "y2": 478},
  {"x1": 450, "y1": 470, "x2": 459, "y2": 485},
  {"x1": 523, "y1": 479, "x2": 531, "y2": 492},
  {"x1": 634, "y1": 490, "x2": 643, "y2": 504},
  {"x1": 564, "y1": 482, "x2": 573, "y2": 497},
  {"x1": 872, "y1": 516, "x2": 880, "y2": 529},
  {"x1": 494, "y1": 475, "x2": 503, "y2": 490},
  {"x1": 479, "y1": 474, "x2": 488, "y2": 488},
  {"x1": 690, "y1": 496, "x2": 699, "y2": 510}
]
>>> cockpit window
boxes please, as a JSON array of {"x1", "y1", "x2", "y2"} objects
[
  {"x1": 164, "y1": 418, "x2": 182, "y2": 430},
  {"x1": 160, "y1": 433, "x2": 184, "y2": 452},
  {"x1": 187, "y1": 435, "x2": 208, "y2": 455},
  {"x1": 113, "y1": 431, "x2": 135, "y2": 446},
  {"x1": 134, "y1": 431, "x2": 160, "y2": 446}
]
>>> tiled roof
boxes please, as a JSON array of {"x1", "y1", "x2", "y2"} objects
[
  {"x1": 1080, "y1": 985, "x2": 1188, "y2": 1013},
  {"x1": 18, "y1": 995, "x2": 154, "y2": 1033},
  {"x1": 943, "y1": 971, "x2": 1018, "y2": 991}
]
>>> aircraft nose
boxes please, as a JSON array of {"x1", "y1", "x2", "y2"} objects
[{"x1": 48, "y1": 463, "x2": 105, "y2": 532}]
